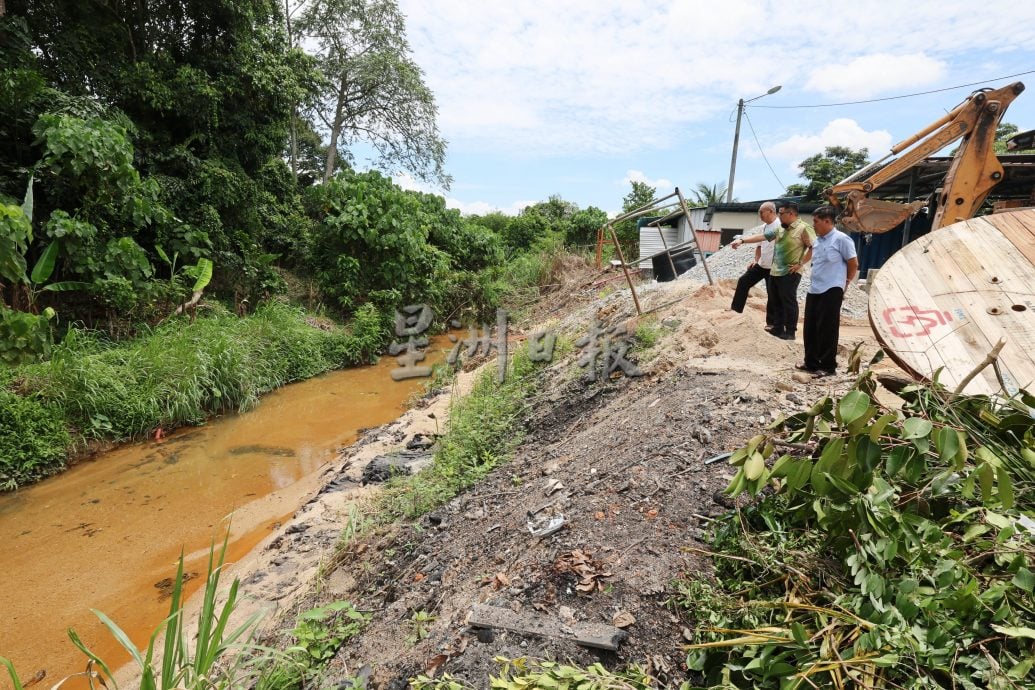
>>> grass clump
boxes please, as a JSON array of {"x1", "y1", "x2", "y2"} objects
[
  {"x1": 0, "y1": 389, "x2": 70, "y2": 490},
  {"x1": 1, "y1": 301, "x2": 389, "y2": 489},
  {"x1": 254, "y1": 601, "x2": 369, "y2": 690},
  {"x1": 412, "y1": 657, "x2": 658, "y2": 690},
  {"x1": 379, "y1": 345, "x2": 544, "y2": 520},
  {"x1": 32, "y1": 301, "x2": 386, "y2": 441},
  {"x1": 1, "y1": 531, "x2": 263, "y2": 690}
]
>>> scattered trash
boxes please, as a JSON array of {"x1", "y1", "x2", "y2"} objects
[
  {"x1": 527, "y1": 513, "x2": 565, "y2": 537},
  {"x1": 704, "y1": 451, "x2": 733, "y2": 465},
  {"x1": 545, "y1": 478, "x2": 565, "y2": 496}
]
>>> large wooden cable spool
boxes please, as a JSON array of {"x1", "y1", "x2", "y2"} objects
[{"x1": 868, "y1": 210, "x2": 1035, "y2": 396}]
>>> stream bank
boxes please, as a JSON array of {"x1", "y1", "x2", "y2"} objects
[
  {"x1": 0, "y1": 339, "x2": 456, "y2": 689},
  {"x1": 238, "y1": 275, "x2": 893, "y2": 688}
]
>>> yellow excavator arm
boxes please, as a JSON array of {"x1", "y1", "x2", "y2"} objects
[{"x1": 825, "y1": 81, "x2": 1024, "y2": 234}]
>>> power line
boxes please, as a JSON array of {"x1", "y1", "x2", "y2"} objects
[
  {"x1": 748, "y1": 69, "x2": 1035, "y2": 109},
  {"x1": 742, "y1": 108, "x2": 785, "y2": 191}
]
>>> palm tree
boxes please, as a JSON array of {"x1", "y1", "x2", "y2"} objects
[{"x1": 691, "y1": 182, "x2": 728, "y2": 207}]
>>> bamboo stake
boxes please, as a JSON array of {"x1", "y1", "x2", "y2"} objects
[
  {"x1": 675, "y1": 187, "x2": 714, "y2": 285},
  {"x1": 608, "y1": 222, "x2": 642, "y2": 315}
]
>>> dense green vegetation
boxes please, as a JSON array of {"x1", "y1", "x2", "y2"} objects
[
  {"x1": 0, "y1": 2, "x2": 609, "y2": 487},
  {"x1": 681, "y1": 374, "x2": 1035, "y2": 689},
  {"x1": 0, "y1": 302, "x2": 384, "y2": 489},
  {"x1": 378, "y1": 341, "x2": 555, "y2": 520}
]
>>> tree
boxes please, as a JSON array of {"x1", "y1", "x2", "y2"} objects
[
  {"x1": 611, "y1": 180, "x2": 657, "y2": 260},
  {"x1": 690, "y1": 182, "x2": 727, "y2": 207},
  {"x1": 567, "y1": 206, "x2": 607, "y2": 249},
  {"x1": 311, "y1": 170, "x2": 449, "y2": 313},
  {"x1": 993, "y1": 122, "x2": 1035, "y2": 154},
  {"x1": 298, "y1": 0, "x2": 450, "y2": 187},
  {"x1": 622, "y1": 180, "x2": 656, "y2": 216},
  {"x1": 6, "y1": 0, "x2": 318, "y2": 315},
  {"x1": 785, "y1": 146, "x2": 870, "y2": 201}
]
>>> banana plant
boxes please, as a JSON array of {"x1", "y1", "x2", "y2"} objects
[{"x1": 26, "y1": 238, "x2": 89, "y2": 312}]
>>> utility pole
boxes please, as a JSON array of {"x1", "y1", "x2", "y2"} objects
[
  {"x1": 726, "y1": 85, "x2": 782, "y2": 203},
  {"x1": 725, "y1": 98, "x2": 745, "y2": 203}
]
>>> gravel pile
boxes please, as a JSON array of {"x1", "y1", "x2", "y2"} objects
[{"x1": 677, "y1": 244, "x2": 869, "y2": 319}]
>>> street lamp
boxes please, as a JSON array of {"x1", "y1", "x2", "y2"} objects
[{"x1": 725, "y1": 84, "x2": 782, "y2": 203}]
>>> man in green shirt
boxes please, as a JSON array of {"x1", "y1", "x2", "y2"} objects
[{"x1": 732, "y1": 200, "x2": 814, "y2": 340}]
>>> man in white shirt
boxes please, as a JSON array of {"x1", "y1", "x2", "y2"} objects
[{"x1": 730, "y1": 201, "x2": 779, "y2": 331}]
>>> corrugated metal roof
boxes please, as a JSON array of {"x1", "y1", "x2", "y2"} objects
[
  {"x1": 637, "y1": 227, "x2": 680, "y2": 268},
  {"x1": 696, "y1": 230, "x2": 721, "y2": 254}
]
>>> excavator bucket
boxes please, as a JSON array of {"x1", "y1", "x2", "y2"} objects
[{"x1": 839, "y1": 191, "x2": 926, "y2": 234}]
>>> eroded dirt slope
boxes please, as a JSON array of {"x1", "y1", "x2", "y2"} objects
[{"x1": 253, "y1": 274, "x2": 888, "y2": 688}]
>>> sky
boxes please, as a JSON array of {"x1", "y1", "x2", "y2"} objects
[{"x1": 379, "y1": 0, "x2": 1035, "y2": 216}]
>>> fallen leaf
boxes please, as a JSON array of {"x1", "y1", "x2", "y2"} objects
[
  {"x1": 613, "y1": 611, "x2": 636, "y2": 628},
  {"x1": 425, "y1": 654, "x2": 448, "y2": 677}
]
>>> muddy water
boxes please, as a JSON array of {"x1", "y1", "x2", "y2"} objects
[{"x1": 0, "y1": 340, "x2": 450, "y2": 687}]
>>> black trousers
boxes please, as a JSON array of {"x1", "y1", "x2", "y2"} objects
[
  {"x1": 803, "y1": 287, "x2": 844, "y2": 373},
  {"x1": 770, "y1": 272, "x2": 802, "y2": 335},
  {"x1": 730, "y1": 263, "x2": 777, "y2": 326}
]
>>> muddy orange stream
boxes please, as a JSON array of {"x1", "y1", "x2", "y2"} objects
[{"x1": 0, "y1": 340, "x2": 451, "y2": 687}]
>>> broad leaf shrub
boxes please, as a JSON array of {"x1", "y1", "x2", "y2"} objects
[
  {"x1": 681, "y1": 373, "x2": 1035, "y2": 689},
  {"x1": 0, "y1": 307, "x2": 54, "y2": 365},
  {"x1": 311, "y1": 171, "x2": 452, "y2": 315},
  {"x1": 0, "y1": 388, "x2": 69, "y2": 490}
]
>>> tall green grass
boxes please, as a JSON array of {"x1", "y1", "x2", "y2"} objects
[
  {"x1": 0, "y1": 389, "x2": 70, "y2": 490},
  {"x1": 0, "y1": 302, "x2": 388, "y2": 489},
  {"x1": 378, "y1": 345, "x2": 544, "y2": 519},
  {"x1": 2, "y1": 532, "x2": 263, "y2": 690}
]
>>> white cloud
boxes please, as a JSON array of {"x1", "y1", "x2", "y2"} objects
[
  {"x1": 395, "y1": 173, "x2": 534, "y2": 216},
  {"x1": 392, "y1": 173, "x2": 432, "y2": 193},
  {"x1": 445, "y1": 198, "x2": 537, "y2": 216},
  {"x1": 768, "y1": 119, "x2": 894, "y2": 165},
  {"x1": 398, "y1": 1, "x2": 1035, "y2": 158},
  {"x1": 805, "y1": 54, "x2": 948, "y2": 100},
  {"x1": 621, "y1": 169, "x2": 673, "y2": 190}
]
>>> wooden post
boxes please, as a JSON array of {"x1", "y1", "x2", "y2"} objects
[
  {"x1": 901, "y1": 167, "x2": 918, "y2": 247},
  {"x1": 646, "y1": 219, "x2": 679, "y2": 280},
  {"x1": 608, "y1": 223, "x2": 642, "y2": 315},
  {"x1": 596, "y1": 192, "x2": 679, "y2": 269},
  {"x1": 675, "y1": 187, "x2": 714, "y2": 285}
]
